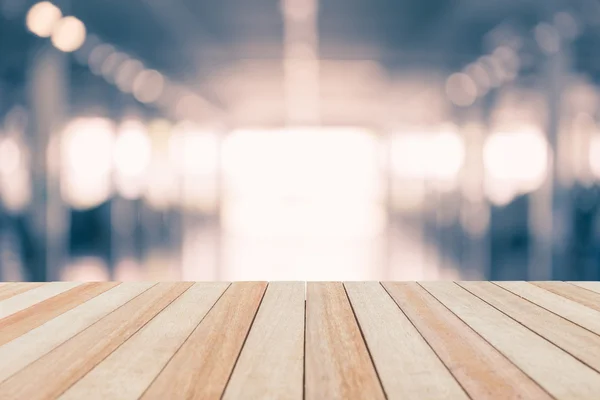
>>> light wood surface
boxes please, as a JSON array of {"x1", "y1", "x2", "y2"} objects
[
  {"x1": 383, "y1": 282, "x2": 552, "y2": 399},
  {"x1": 533, "y1": 281, "x2": 600, "y2": 312},
  {"x1": 140, "y1": 282, "x2": 267, "y2": 400},
  {"x1": 422, "y1": 281, "x2": 600, "y2": 400},
  {"x1": 223, "y1": 282, "x2": 305, "y2": 400},
  {"x1": 346, "y1": 282, "x2": 467, "y2": 399},
  {"x1": 568, "y1": 281, "x2": 600, "y2": 295},
  {"x1": 0, "y1": 281, "x2": 599, "y2": 399},
  {"x1": 495, "y1": 281, "x2": 600, "y2": 336},
  {"x1": 305, "y1": 282, "x2": 385, "y2": 400},
  {"x1": 0, "y1": 283, "x2": 45, "y2": 302}
]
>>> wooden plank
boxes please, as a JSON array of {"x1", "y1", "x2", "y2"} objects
[
  {"x1": 383, "y1": 282, "x2": 551, "y2": 399},
  {"x1": 0, "y1": 283, "x2": 45, "y2": 302},
  {"x1": 223, "y1": 282, "x2": 304, "y2": 400},
  {"x1": 0, "y1": 282, "x2": 154, "y2": 383},
  {"x1": 568, "y1": 281, "x2": 600, "y2": 295},
  {"x1": 140, "y1": 282, "x2": 267, "y2": 400},
  {"x1": 0, "y1": 282, "x2": 191, "y2": 400},
  {"x1": 421, "y1": 281, "x2": 600, "y2": 400},
  {"x1": 0, "y1": 282, "x2": 119, "y2": 347},
  {"x1": 346, "y1": 282, "x2": 467, "y2": 399},
  {"x1": 533, "y1": 281, "x2": 600, "y2": 312},
  {"x1": 305, "y1": 282, "x2": 385, "y2": 400},
  {"x1": 460, "y1": 281, "x2": 600, "y2": 373},
  {"x1": 0, "y1": 282, "x2": 81, "y2": 320},
  {"x1": 60, "y1": 282, "x2": 230, "y2": 400},
  {"x1": 495, "y1": 281, "x2": 600, "y2": 336}
]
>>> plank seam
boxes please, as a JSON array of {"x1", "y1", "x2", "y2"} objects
[
  {"x1": 565, "y1": 281, "x2": 600, "y2": 296},
  {"x1": 138, "y1": 282, "x2": 232, "y2": 399},
  {"x1": 0, "y1": 283, "x2": 158, "y2": 385},
  {"x1": 417, "y1": 282, "x2": 555, "y2": 400},
  {"x1": 220, "y1": 282, "x2": 269, "y2": 400},
  {"x1": 380, "y1": 282, "x2": 473, "y2": 400},
  {"x1": 531, "y1": 282, "x2": 600, "y2": 307},
  {"x1": 0, "y1": 282, "x2": 122, "y2": 342},
  {"x1": 303, "y1": 282, "x2": 307, "y2": 400},
  {"x1": 50, "y1": 283, "x2": 193, "y2": 398},
  {"x1": 342, "y1": 282, "x2": 389, "y2": 400},
  {"x1": 460, "y1": 282, "x2": 600, "y2": 375},
  {"x1": 490, "y1": 282, "x2": 600, "y2": 338}
]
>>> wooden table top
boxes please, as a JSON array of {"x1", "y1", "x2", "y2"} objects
[{"x1": 0, "y1": 281, "x2": 600, "y2": 399}]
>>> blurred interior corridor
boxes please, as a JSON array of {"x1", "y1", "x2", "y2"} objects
[{"x1": 1, "y1": 0, "x2": 600, "y2": 282}]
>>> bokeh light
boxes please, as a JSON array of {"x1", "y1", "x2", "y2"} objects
[
  {"x1": 25, "y1": 1, "x2": 62, "y2": 38},
  {"x1": 51, "y1": 16, "x2": 86, "y2": 52},
  {"x1": 60, "y1": 118, "x2": 115, "y2": 210}
]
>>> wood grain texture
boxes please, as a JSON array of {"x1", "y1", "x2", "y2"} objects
[
  {"x1": 0, "y1": 283, "x2": 44, "y2": 302},
  {"x1": 223, "y1": 282, "x2": 305, "y2": 400},
  {"x1": 305, "y1": 282, "x2": 385, "y2": 400},
  {"x1": 494, "y1": 281, "x2": 600, "y2": 336},
  {"x1": 0, "y1": 282, "x2": 119, "y2": 347},
  {"x1": 568, "y1": 281, "x2": 600, "y2": 295},
  {"x1": 345, "y1": 282, "x2": 467, "y2": 399},
  {"x1": 0, "y1": 282, "x2": 191, "y2": 400},
  {"x1": 460, "y1": 281, "x2": 600, "y2": 373},
  {"x1": 0, "y1": 282, "x2": 80, "y2": 319},
  {"x1": 421, "y1": 281, "x2": 600, "y2": 400},
  {"x1": 0, "y1": 282, "x2": 155, "y2": 383},
  {"x1": 533, "y1": 281, "x2": 600, "y2": 312},
  {"x1": 140, "y1": 282, "x2": 268, "y2": 400},
  {"x1": 383, "y1": 282, "x2": 551, "y2": 400},
  {"x1": 60, "y1": 282, "x2": 230, "y2": 400}
]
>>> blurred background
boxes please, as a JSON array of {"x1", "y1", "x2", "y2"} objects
[{"x1": 0, "y1": 0, "x2": 600, "y2": 282}]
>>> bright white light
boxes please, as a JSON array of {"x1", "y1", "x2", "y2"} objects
[
  {"x1": 0, "y1": 134, "x2": 30, "y2": 213},
  {"x1": 429, "y1": 127, "x2": 465, "y2": 183},
  {"x1": 220, "y1": 127, "x2": 385, "y2": 280},
  {"x1": 0, "y1": 137, "x2": 22, "y2": 175},
  {"x1": 222, "y1": 200, "x2": 386, "y2": 240},
  {"x1": 168, "y1": 122, "x2": 219, "y2": 212},
  {"x1": 51, "y1": 16, "x2": 86, "y2": 53},
  {"x1": 61, "y1": 118, "x2": 115, "y2": 209},
  {"x1": 390, "y1": 134, "x2": 430, "y2": 179},
  {"x1": 133, "y1": 70, "x2": 164, "y2": 104},
  {"x1": 483, "y1": 127, "x2": 549, "y2": 203},
  {"x1": 113, "y1": 120, "x2": 151, "y2": 200},
  {"x1": 143, "y1": 120, "x2": 178, "y2": 210},
  {"x1": 222, "y1": 127, "x2": 383, "y2": 204},
  {"x1": 445, "y1": 73, "x2": 477, "y2": 107},
  {"x1": 0, "y1": 167, "x2": 31, "y2": 214},
  {"x1": 26, "y1": 1, "x2": 62, "y2": 38},
  {"x1": 169, "y1": 122, "x2": 218, "y2": 175},
  {"x1": 221, "y1": 127, "x2": 384, "y2": 235},
  {"x1": 391, "y1": 126, "x2": 465, "y2": 189},
  {"x1": 590, "y1": 134, "x2": 600, "y2": 179}
]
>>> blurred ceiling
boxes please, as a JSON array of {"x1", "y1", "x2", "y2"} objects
[{"x1": 1, "y1": 0, "x2": 600, "y2": 116}]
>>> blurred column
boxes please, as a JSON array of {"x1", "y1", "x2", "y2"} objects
[
  {"x1": 281, "y1": 0, "x2": 320, "y2": 125},
  {"x1": 460, "y1": 119, "x2": 491, "y2": 280},
  {"x1": 531, "y1": 28, "x2": 571, "y2": 280},
  {"x1": 27, "y1": 46, "x2": 69, "y2": 281}
]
